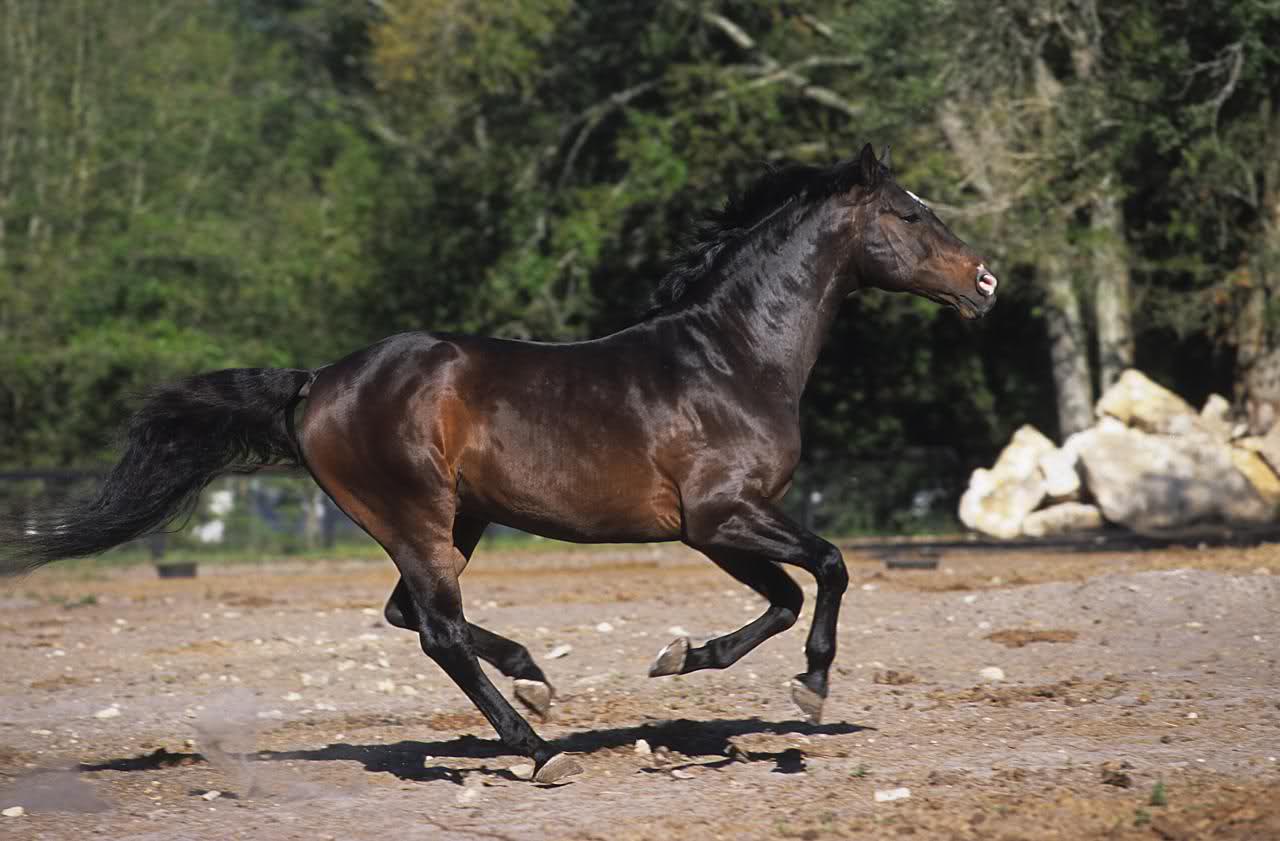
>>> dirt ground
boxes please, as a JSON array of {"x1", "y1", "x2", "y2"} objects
[{"x1": 2, "y1": 539, "x2": 1279, "y2": 840}]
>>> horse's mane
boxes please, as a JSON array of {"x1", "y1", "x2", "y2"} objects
[{"x1": 650, "y1": 158, "x2": 878, "y2": 310}]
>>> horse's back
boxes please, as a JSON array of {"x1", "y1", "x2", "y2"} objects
[{"x1": 297, "y1": 330, "x2": 686, "y2": 542}]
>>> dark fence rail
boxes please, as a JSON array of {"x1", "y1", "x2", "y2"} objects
[{"x1": 0, "y1": 448, "x2": 969, "y2": 562}]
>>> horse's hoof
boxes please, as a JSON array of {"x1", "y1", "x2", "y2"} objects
[
  {"x1": 648, "y1": 636, "x2": 690, "y2": 677},
  {"x1": 514, "y1": 679, "x2": 554, "y2": 719},
  {"x1": 533, "y1": 753, "x2": 583, "y2": 784},
  {"x1": 789, "y1": 677, "x2": 825, "y2": 724}
]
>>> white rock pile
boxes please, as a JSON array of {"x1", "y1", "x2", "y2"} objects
[{"x1": 960, "y1": 369, "x2": 1280, "y2": 538}]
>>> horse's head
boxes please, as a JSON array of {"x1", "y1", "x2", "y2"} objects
[{"x1": 838, "y1": 144, "x2": 997, "y2": 319}]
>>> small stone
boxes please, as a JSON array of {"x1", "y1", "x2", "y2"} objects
[
  {"x1": 1186, "y1": 712, "x2": 1199, "y2": 719},
  {"x1": 1100, "y1": 761, "x2": 1133, "y2": 788},
  {"x1": 634, "y1": 739, "x2": 652, "y2": 756},
  {"x1": 547, "y1": 644, "x2": 572, "y2": 659},
  {"x1": 667, "y1": 626, "x2": 690, "y2": 637},
  {"x1": 874, "y1": 787, "x2": 911, "y2": 802},
  {"x1": 978, "y1": 667, "x2": 1005, "y2": 682},
  {"x1": 94, "y1": 705, "x2": 121, "y2": 719},
  {"x1": 595, "y1": 622, "x2": 614, "y2": 633},
  {"x1": 200, "y1": 790, "x2": 222, "y2": 801},
  {"x1": 670, "y1": 769, "x2": 694, "y2": 779},
  {"x1": 2, "y1": 806, "x2": 25, "y2": 818},
  {"x1": 283, "y1": 692, "x2": 303, "y2": 702},
  {"x1": 509, "y1": 763, "x2": 534, "y2": 780}
]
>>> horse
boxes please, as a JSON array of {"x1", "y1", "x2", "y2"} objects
[{"x1": 0, "y1": 143, "x2": 998, "y2": 783}]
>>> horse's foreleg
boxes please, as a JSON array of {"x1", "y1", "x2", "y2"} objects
[
  {"x1": 676, "y1": 499, "x2": 847, "y2": 724},
  {"x1": 649, "y1": 552, "x2": 802, "y2": 676}
]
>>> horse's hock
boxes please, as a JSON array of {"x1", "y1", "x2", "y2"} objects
[{"x1": 960, "y1": 369, "x2": 1280, "y2": 538}]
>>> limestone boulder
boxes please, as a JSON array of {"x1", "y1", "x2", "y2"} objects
[
  {"x1": 1037, "y1": 447, "x2": 1081, "y2": 502},
  {"x1": 1095, "y1": 369, "x2": 1202, "y2": 435},
  {"x1": 1199, "y1": 394, "x2": 1233, "y2": 442},
  {"x1": 1021, "y1": 502, "x2": 1104, "y2": 537},
  {"x1": 1075, "y1": 424, "x2": 1274, "y2": 531},
  {"x1": 959, "y1": 469, "x2": 1045, "y2": 539},
  {"x1": 958, "y1": 425, "x2": 1053, "y2": 538},
  {"x1": 1229, "y1": 447, "x2": 1280, "y2": 506},
  {"x1": 1240, "y1": 421, "x2": 1280, "y2": 478},
  {"x1": 992, "y1": 425, "x2": 1056, "y2": 476}
]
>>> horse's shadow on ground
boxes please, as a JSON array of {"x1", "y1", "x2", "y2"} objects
[
  {"x1": 255, "y1": 717, "x2": 868, "y2": 784},
  {"x1": 81, "y1": 717, "x2": 868, "y2": 786}
]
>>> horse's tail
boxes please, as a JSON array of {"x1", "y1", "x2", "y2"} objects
[{"x1": 0, "y1": 367, "x2": 315, "y2": 576}]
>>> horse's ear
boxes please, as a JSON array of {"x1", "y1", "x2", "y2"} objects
[
  {"x1": 879, "y1": 145, "x2": 892, "y2": 173},
  {"x1": 858, "y1": 143, "x2": 881, "y2": 187}
]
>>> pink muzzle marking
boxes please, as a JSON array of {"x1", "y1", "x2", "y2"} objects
[{"x1": 976, "y1": 264, "x2": 998, "y2": 297}]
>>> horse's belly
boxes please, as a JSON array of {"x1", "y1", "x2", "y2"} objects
[{"x1": 457, "y1": 458, "x2": 682, "y2": 543}]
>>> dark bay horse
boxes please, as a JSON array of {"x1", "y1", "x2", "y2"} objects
[{"x1": 1, "y1": 144, "x2": 997, "y2": 783}]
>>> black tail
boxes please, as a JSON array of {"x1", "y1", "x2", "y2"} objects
[{"x1": 0, "y1": 367, "x2": 314, "y2": 575}]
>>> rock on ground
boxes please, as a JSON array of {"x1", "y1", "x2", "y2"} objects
[
  {"x1": 1095, "y1": 369, "x2": 1202, "y2": 435},
  {"x1": 959, "y1": 425, "x2": 1053, "y2": 539},
  {"x1": 1075, "y1": 424, "x2": 1273, "y2": 530},
  {"x1": 1021, "y1": 502, "x2": 1103, "y2": 538}
]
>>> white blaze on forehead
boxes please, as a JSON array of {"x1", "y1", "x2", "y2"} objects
[{"x1": 904, "y1": 188, "x2": 929, "y2": 208}]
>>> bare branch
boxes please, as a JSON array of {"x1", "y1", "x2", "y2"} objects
[
  {"x1": 799, "y1": 13, "x2": 835, "y2": 40},
  {"x1": 557, "y1": 79, "x2": 661, "y2": 189},
  {"x1": 694, "y1": 9, "x2": 863, "y2": 120},
  {"x1": 700, "y1": 9, "x2": 758, "y2": 52},
  {"x1": 1203, "y1": 42, "x2": 1244, "y2": 134}
]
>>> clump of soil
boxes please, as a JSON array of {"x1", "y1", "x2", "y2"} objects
[{"x1": 986, "y1": 628, "x2": 1080, "y2": 648}]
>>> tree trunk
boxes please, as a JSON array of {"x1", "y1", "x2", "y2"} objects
[
  {"x1": 1042, "y1": 248, "x2": 1095, "y2": 438},
  {"x1": 1091, "y1": 181, "x2": 1134, "y2": 390},
  {"x1": 1236, "y1": 95, "x2": 1280, "y2": 430}
]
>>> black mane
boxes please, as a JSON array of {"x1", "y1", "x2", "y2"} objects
[{"x1": 651, "y1": 158, "x2": 878, "y2": 310}]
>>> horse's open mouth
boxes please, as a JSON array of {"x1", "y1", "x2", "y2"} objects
[
  {"x1": 928, "y1": 289, "x2": 995, "y2": 319},
  {"x1": 957, "y1": 293, "x2": 996, "y2": 319}
]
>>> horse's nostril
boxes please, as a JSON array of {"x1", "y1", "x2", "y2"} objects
[{"x1": 976, "y1": 264, "x2": 998, "y2": 297}]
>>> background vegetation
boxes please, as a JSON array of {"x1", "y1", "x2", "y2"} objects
[{"x1": 2, "y1": 0, "x2": 1278, "y2": 533}]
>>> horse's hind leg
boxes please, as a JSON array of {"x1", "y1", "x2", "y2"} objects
[
  {"x1": 649, "y1": 553, "x2": 802, "y2": 677},
  {"x1": 388, "y1": 535, "x2": 579, "y2": 783},
  {"x1": 470, "y1": 624, "x2": 556, "y2": 718},
  {"x1": 385, "y1": 580, "x2": 556, "y2": 718},
  {"x1": 382, "y1": 514, "x2": 556, "y2": 718}
]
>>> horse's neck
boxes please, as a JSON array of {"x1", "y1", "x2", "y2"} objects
[{"x1": 685, "y1": 208, "x2": 848, "y2": 399}]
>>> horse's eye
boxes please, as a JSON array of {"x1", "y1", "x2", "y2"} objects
[{"x1": 901, "y1": 212, "x2": 920, "y2": 224}]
